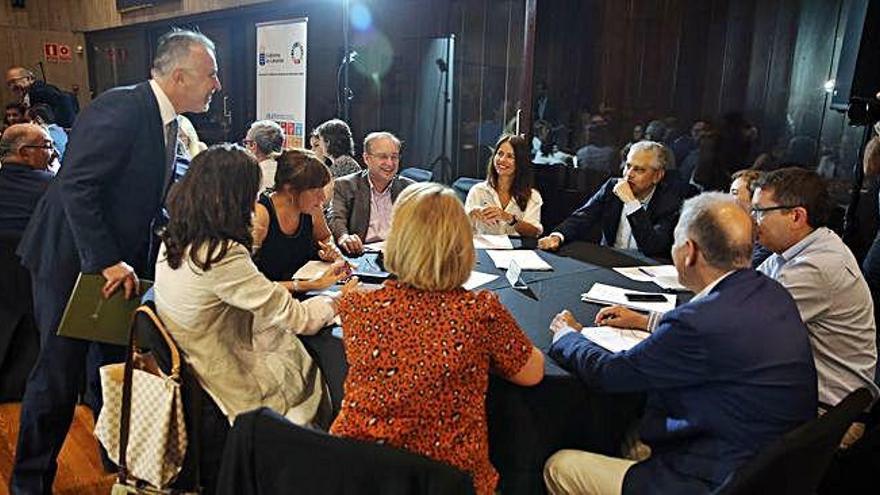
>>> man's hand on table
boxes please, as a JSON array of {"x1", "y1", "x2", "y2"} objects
[
  {"x1": 338, "y1": 233, "x2": 364, "y2": 256},
  {"x1": 595, "y1": 305, "x2": 649, "y2": 331},
  {"x1": 538, "y1": 234, "x2": 562, "y2": 251}
]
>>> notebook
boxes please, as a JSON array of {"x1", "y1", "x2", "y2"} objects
[{"x1": 56, "y1": 273, "x2": 153, "y2": 346}]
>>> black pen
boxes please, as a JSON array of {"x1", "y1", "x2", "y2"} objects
[{"x1": 637, "y1": 267, "x2": 654, "y2": 278}]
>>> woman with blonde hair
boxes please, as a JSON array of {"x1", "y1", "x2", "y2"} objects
[{"x1": 331, "y1": 182, "x2": 545, "y2": 495}]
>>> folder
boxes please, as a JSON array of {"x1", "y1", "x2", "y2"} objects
[{"x1": 56, "y1": 273, "x2": 153, "y2": 346}]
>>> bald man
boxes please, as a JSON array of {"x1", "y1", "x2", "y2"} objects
[
  {"x1": 543, "y1": 193, "x2": 817, "y2": 495},
  {"x1": 0, "y1": 124, "x2": 55, "y2": 234},
  {"x1": 5, "y1": 66, "x2": 76, "y2": 128}
]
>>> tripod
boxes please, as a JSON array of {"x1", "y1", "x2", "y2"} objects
[{"x1": 430, "y1": 35, "x2": 454, "y2": 184}]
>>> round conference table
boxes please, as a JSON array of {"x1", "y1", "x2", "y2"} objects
[{"x1": 300, "y1": 241, "x2": 684, "y2": 495}]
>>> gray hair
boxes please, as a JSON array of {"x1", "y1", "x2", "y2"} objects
[
  {"x1": 364, "y1": 131, "x2": 401, "y2": 154},
  {"x1": 626, "y1": 140, "x2": 667, "y2": 170},
  {"x1": 247, "y1": 120, "x2": 284, "y2": 156},
  {"x1": 674, "y1": 192, "x2": 752, "y2": 271},
  {"x1": 151, "y1": 29, "x2": 215, "y2": 79}
]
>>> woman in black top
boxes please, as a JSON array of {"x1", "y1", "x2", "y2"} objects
[{"x1": 253, "y1": 149, "x2": 344, "y2": 290}]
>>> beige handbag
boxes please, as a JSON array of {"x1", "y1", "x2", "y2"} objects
[{"x1": 95, "y1": 305, "x2": 188, "y2": 489}]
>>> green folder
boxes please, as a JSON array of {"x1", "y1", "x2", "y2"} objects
[{"x1": 56, "y1": 273, "x2": 153, "y2": 346}]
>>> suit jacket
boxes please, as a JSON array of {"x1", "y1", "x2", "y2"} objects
[
  {"x1": 550, "y1": 269, "x2": 818, "y2": 494},
  {"x1": 555, "y1": 178, "x2": 683, "y2": 257},
  {"x1": 0, "y1": 163, "x2": 53, "y2": 235},
  {"x1": 327, "y1": 170, "x2": 414, "y2": 241},
  {"x1": 29, "y1": 80, "x2": 77, "y2": 129},
  {"x1": 17, "y1": 81, "x2": 168, "y2": 307}
]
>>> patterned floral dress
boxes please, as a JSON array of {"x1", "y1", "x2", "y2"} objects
[{"x1": 330, "y1": 281, "x2": 534, "y2": 495}]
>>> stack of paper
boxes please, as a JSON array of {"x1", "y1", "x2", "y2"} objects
[
  {"x1": 580, "y1": 326, "x2": 651, "y2": 353},
  {"x1": 473, "y1": 234, "x2": 514, "y2": 250},
  {"x1": 581, "y1": 282, "x2": 676, "y2": 313},
  {"x1": 292, "y1": 260, "x2": 334, "y2": 280},
  {"x1": 463, "y1": 271, "x2": 499, "y2": 290},
  {"x1": 485, "y1": 250, "x2": 552, "y2": 271},
  {"x1": 613, "y1": 265, "x2": 687, "y2": 291}
]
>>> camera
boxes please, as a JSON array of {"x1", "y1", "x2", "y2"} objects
[{"x1": 848, "y1": 96, "x2": 880, "y2": 126}]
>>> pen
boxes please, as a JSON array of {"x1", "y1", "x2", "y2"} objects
[{"x1": 637, "y1": 267, "x2": 654, "y2": 278}]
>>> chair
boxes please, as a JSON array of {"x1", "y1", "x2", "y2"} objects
[
  {"x1": 452, "y1": 177, "x2": 481, "y2": 203},
  {"x1": 400, "y1": 167, "x2": 433, "y2": 183},
  {"x1": 0, "y1": 232, "x2": 39, "y2": 402},
  {"x1": 129, "y1": 301, "x2": 229, "y2": 493},
  {"x1": 217, "y1": 407, "x2": 475, "y2": 495},
  {"x1": 713, "y1": 387, "x2": 873, "y2": 495}
]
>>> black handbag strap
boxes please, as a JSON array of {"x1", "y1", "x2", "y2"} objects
[{"x1": 117, "y1": 304, "x2": 182, "y2": 485}]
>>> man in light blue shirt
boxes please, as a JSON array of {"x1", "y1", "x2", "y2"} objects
[{"x1": 754, "y1": 167, "x2": 878, "y2": 423}]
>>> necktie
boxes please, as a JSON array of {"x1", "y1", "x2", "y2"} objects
[{"x1": 163, "y1": 117, "x2": 179, "y2": 196}]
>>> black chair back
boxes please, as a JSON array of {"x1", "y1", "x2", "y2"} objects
[
  {"x1": 400, "y1": 167, "x2": 433, "y2": 183},
  {"x1": 132, "y1": 301, "x2": 229, "y2": 493},
  {"x1": 714, "y1": 387, "x2": 873, "y2": 495},
  {"x1": 0, "y1": 232, "x2": 39, "y2": 402}
]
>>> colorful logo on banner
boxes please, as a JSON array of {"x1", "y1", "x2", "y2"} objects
[
  {"x1": 290, "y1": 42, "x2": 304, "y2": 65},
  {"x1": 278, "y1": 120, "x2": 304, "y2": 148}
]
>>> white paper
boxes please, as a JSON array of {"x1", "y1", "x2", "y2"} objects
[
  {"x1": 506, "y1": 260, "x2": 526, "y2": 288},
  {"x1": 581, "y1": 282, "x2": 676, "y2": 313},
  {"x1": 580, "y1": 326, "x2": 651, "y2": 353},
  {"x1": 486, "y1": 250, "x2": 553, "y2": 271},
  {"x1": 292, "y1": 260, "x2": 333, "y2": 280},
  {"x1": 473, "y1": 234, "x2": 514, "y2": 250},
  {"x1": 613, "y1": 265, "x2": 687, "y2": 291},
  {"x1": 462, "y1": 271, "x2": 499, "y2": 290},
  {"x1": 363, "y1": 240, "x2": 386, "y2": 252}
]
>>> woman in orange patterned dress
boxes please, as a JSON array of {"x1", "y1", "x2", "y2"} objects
[{"x1": 331, "y1": 182, "x2": 545, "y2": 495}]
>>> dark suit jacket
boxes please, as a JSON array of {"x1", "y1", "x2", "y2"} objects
[
  {"x1": 17, "y1": 82, "x2": 168, "y2": 323},
  {"x1": 327, "y1": 170, "x2": 414, "y2": 241},
  {"x1": 29, "y1": 80, "x2": 77, "y2": 128},
  {"x1": 555, "y1": 178, "x2": 683, "y2": 257},
  {"x1": 0, "y1": 163, "x2": 53, "y2": 235},
  {"x1": 550, "y1": 269, "x2": 818, "y2": 494}
]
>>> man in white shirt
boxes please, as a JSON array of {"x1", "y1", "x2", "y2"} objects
[{"x1": 244, "y1": 119, "x2": 284, "y2": 192}]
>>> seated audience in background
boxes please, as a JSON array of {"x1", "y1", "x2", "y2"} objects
[
  {"x1": 0, "y1": 124, "x2": 55, "y2": 234},
  {"x1": 671, "y1": 119, "x2": 708, "y2": 167},
  {"x1": 155, "y1": 145, "x2": 354, "y2": 426},
  {"x1": 465, "y1": 134, "x2": 543, "y2": 237},
  {"x1": 754, "y1": 167, "x2": 878, "y2": 445},
  {"x1": 692, "y1": 112, "x2": 753, "y2": 192},
  {"x1": 244, "y1": 119, "x2": 284, "y2": 192},
  {"x1": 331, "y1": 182, "x2": 544, "y2": 495},
  {"x1": 861, "y1": 125, "x2": 880, "y2": 378},
  {"x1": 25, "y1": 104, "x2": 67, "y2": 161},
  {"x1": 619, "y1": 123, "x2": 644, "y2": 162},
  {"x1": 728, "y1": 168, "x2": 772, "y2": 267},
  {"x1": 575, "y1": 123, "x2": 617, "y2": 175},
  {"x1": 4, "y1": 102, "x2": 28, "y2": 129},
  {"x1": 308, "y1": 128, "x2": 335, "y2": 207},
  {"x1": 538, "y1": 141, "x2": 682, "y2": 257},
  {"x1": 177, "y1": 114, "x2": 207, "y2": 159},
  {"x1": 315, "y1": 118, "x2": 361, "y2": 178},
  {"x1": 252, "y1": 149, "x2": 343, "y2": 286},
  {"x1": 328, "y1": 131, "x2": 414, "y2": 255},
  {"x1": 5, "y1": 67, "x2": 77, "y2": 128},
  {"x1": 544, "y1": 192, "x2": 817, "y2": 495}
]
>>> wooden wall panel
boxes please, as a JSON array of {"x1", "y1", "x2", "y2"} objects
[{"x1": 0, "y1": 28, "x2": 90, "y2": 107}]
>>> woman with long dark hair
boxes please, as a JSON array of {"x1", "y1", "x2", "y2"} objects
[
  {"x1": 155, "y1": 144, "x2": 355, "y2": 427},
  {"x1": 465, "y1": 134, "x2": 543, "y2": 237}
]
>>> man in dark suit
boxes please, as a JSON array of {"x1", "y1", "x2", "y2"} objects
[
  {"x1": 10, "y1": 30, "x2": 221, "y2": 494},
  {"x1": 538, "y1": 141, "x2": 683, "y2": 258},
  {"x1": 328, "y1": 131, "x2": 414, "y2": 255},
  {"x1": 0, "y1": 124, "x2": 55, "y2": 235},
  {"x1": 5, "y1": 67, "x2": 77, "y2": 129},
  {"x1": 543, "y1": 193, "x2": 817, "y2": 495}
]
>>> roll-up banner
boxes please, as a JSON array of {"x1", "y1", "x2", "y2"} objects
[{"x1": 256, "y1": 18, "x2": 308, "y2": 147}]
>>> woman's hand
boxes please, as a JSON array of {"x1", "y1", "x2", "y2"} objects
[
  {"x1": 480, "y1": 206, "x2": 511, "y2": 224},
  {"x1": 317, "y1": 239, "x2": 341, "y2": 262},
  {"x1": 550, "y1": 310, "x2": 582, "y2": 335},
  {"x1": 310, "y1": 260, "x2": 351, "y2": 291},
  {"x1": 594, "y1": 305, "x2": 649, "y2": 330},
  {"x1": 340, "y1": 276, "x2": 360, "y2": 297}
]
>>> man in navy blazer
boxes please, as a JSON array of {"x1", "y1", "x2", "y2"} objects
[
  {"x1": 538, "y1": 141, "x2": 684, "y2": 258},
  {"x1": 543, "y1": 193, "x2": 817, "y2": 495},
  {"x1": 11, "y1": 30, "x2": 221, "y2": 494}
]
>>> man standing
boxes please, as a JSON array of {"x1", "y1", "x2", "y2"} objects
[
  {"x1": 538, "y1": 141, "x2": 683, "y2": 258},
  {"x1": 243, "y1": 119, "x2": 284, "y2": 192},
  {"x1": 544, "y1": 193, "x2": 816, "y2": 494},
  {"x1": 328, "y1": 131, "x2": 414, "y2": 255},
  {"x1": 11, "y1": 29, "x2": 220, "y2": 494},
  {"x1": 5, "y1": 67, "x2": 77, "y2": 129},
  {"x1": 0, "y1": 124, "x2": 55, "y2": 235},
  {"x1": 754, "y1": 167, "x2": 878, "y2": 441}
]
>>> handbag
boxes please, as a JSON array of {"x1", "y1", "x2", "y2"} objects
[{"x1": 95, "y1": 305, "x2": 188, "y2": 489}]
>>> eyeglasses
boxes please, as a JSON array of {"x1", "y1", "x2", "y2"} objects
[
  {"x1": 241, "y1": 139, "x2": 255, "y2": 147},
  {"x1": 368, "y1": 153, "x2": 400, "y2": 162},
  {"x1": 5, "y1": 76, "x2": 29, "y2": 89},
  {"x1": 623, "y1": 163, "x2": 658, "y2": 175},
  {"x1": 20, "y1": 143, "x2": 55, "y2": 151},
  {"x1": 750, "y1": 204, "x2": 802, "y2": 221}
]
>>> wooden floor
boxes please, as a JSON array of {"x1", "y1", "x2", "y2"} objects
[{"x1": 0, "y1": 403, "x2": 115, "y2": 495}]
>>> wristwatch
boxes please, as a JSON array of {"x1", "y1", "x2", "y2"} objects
[{"x1": 508, "y1": 215, "x2": 519, "y2": 226}]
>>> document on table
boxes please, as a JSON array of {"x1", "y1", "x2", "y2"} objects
[
  {"x1": 580, "y1": 326, "x2": 651, "y2": 353},
  {"x1": 364, "y1": 240, "x2": 386, "y2": 252},
  {"x1": 292, "y1": 260, "x2": 333, "y2": 279},
  {"x1": 581, "y1": 282, "x2": 676, "y2": 313},
  {"x1": 613, "y1": 265, "x2": 687, "y2": 291},
  {"x1": 486, "y1": 250, "x2": 553, "y2": 271},
  {"x1": 463, "y1": 271, "x2": 499, "y2": 290},
  {"x1": 473, "y1": 234, "x2": 514, "y2": 250}
]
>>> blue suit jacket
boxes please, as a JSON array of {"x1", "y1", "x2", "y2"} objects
[
  {"x1": 0, "y1": 163, "x2": 53, "y2": 236},
  {"x1": 555, "y1": 178, "x2": 683, "y2": 257},
  {"x1": 550, "y1": 269, "x2": 818, "y2": 494},
  {"x1": 17, "y1": 82, "x2": 167, "y2": 321}
]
